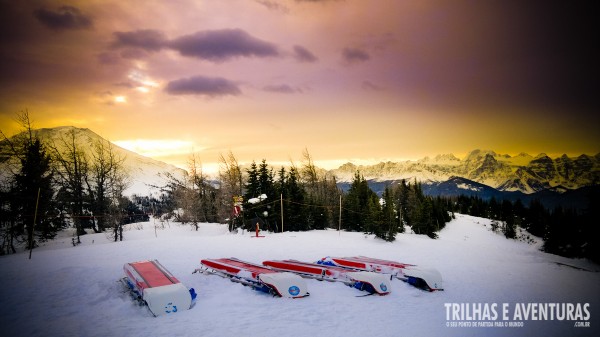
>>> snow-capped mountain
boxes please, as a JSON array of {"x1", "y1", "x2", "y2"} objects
[
  {"x1": 332, "y1": 149, "x2": 600, "y2": 194},
  {"x1": 2, "y1": 126, "x2": 185, "y2": 196}
]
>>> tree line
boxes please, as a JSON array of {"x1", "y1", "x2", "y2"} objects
[
  {"x1": 158, "y1": 149, "x2": 453, "y2": 242},
  {"x1": 450, "y1": 194, "x2": 599, "y2": 263}
]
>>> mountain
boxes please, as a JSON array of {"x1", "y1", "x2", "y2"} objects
[
  {"x1": 331, "y1": 149, "x2": 600, "y2": 194},
  {"x1": 1, "y1": 126, "x2": 185, "y2": 196}
]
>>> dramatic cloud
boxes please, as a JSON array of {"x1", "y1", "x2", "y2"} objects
[
  {"x1": 342, "y1": 47, "x2": 370, "y2": 64},
  {"x1": 263, "y1": 84, "x2": 301, "y2": 94},
  {"x1": 33, "y1": 6, "x2": 93, "y2": 31},
  {"x1": 111, "y1": 29, "x2": 167, "y2": 52},
  {"x1": 168, "y1": 29, "x2": 280, "y2": 62},
  {"x1": 165, "y1": 75, "x2": 242, "y2": 97},
  {"x1": 293, "y1": 45, "x2": 318, "y2": 63}
]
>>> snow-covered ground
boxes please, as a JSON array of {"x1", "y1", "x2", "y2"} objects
[{"x1": 1, "y1": 214, "x2": 598, "y2": 337}]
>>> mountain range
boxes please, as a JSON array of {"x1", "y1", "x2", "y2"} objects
[{"x1": 332, "y1": 149, "x2": 600, "y2": 194}]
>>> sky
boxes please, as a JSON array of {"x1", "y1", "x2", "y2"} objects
[{"x1": 0, "y1": 0, "x2": 598, "y2": 172}]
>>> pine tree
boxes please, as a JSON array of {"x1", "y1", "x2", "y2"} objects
[
  {"x1": 341, "y1": 172, "x2": 380, "y2": 233},
  {"x1": 379, "y1": 186, "x2": 397, "y2": 241},
  {"x1": 14, "y1": 138, "x2": 57, "y2": 248}
]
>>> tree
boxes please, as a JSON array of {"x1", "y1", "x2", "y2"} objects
[
  {"x1": 51, "y1": 128, "x2": 91, "y2": 241},
  {"x1": 341, "y1": 172, "x2": 380, "y2": 233},
  {"x1": 0, "y1": 111, "x2": 60, "y2": 253},
  {"x1": 281, "y1": 165, "x2": 306, "y2": 231},
  {"x1": 300, "y1": 149, "x2": 336, "y2": 229},
  {"x1": 86, "y1": 137, "x2": 127, "y2": 233},
  {"x1": 380, "y1": 186, "x2": 398, "y2": 241},
  {"x1": 189, "y1": 154, "x2": 218, "y2": 224},
  {"x1": 218, "y1": 151, "x2": 244, "y2": 231}
]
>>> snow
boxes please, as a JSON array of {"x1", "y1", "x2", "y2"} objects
[
  {"x1": 1, "y1": 214, "x2": 598, "y2": 337},
  {"x1": 457, "y1": 183, "x2": 482, "y2": 192}
]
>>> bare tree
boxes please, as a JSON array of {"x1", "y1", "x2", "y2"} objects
[
  {"x1": 50, "y1": 128, "x2": 90, "y2": 242},
  {"x1": 86, "y1": 137, "x2": 127, "y2": 233},
  {"x1": 300, "y1": 148, "x2": 341, "y2": 229},
  {"x1": 189, "y1": 153, "x2": 218, "y2": 224},
  {"x1": 218, "y1": 151, "x2": 244, "y2": 230}
]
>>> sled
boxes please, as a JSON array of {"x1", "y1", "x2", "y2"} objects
[
  {"x1": 318, "y1": 256, "x2": 443, "y2": 291},
  {"x1": 198, "y1": 258, "x2": 309, "y2": 298},
  {"x1": 122, "y1": 260, "x2": 197, "y2": 316},
  {"x1": 263, "y1": 259, "x2": 391, "y2": 295}
]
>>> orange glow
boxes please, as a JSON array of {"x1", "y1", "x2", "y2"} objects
[{"x1": 0, "y1": 1, "x2": 596, "y2": 170}]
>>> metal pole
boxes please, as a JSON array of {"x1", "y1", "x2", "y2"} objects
[
  {"x1": 338, "y1": 194, "x2": 342, "y2": 234},
  {"x1": 29, "y1": 187, "x2": 41, "y2": 260},
  {"x1": 280, "y1": 193, "x2": 284, "y2": 233}
]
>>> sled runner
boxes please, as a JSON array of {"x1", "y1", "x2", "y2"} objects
[
  {"x1": 198, "y1": 258, "x2": 309, "y2": 298},
  {"x1": 263, "y1": 259, "x2": 391, "y2": 295},
  {"x1": 318, "y1": 256, "x2": 443, "y2": 291},
  {"x1": 122, "y1": 260, "x2": 197, "y2": 316}
]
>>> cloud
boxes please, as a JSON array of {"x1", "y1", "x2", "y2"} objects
[
  {"x1": 97, "y1": 52, "x2": 121, "y2": 65},
  {"x1": 263, "y1": 84, "x2": 301, "y2": 94},
  {"x1": 168, "y1": 29, "x2": 280, "y2": 62},
  {"x1": 362, "y1": 80, "x2": 383, "y2": 91},
  {"x1": 342, "y1": 47, "x2": 370, "y2": 64},
  {"x1": 293, "y1": 45, "x2": 318, "y2": 63},
  {"x1": 256, "y1": 0, "x2": 290, "y2": 13},
  {"x1": 295, "y1": 0, "x2": 341, "y2": 2},
  {"x1": 33, "y1": 6, "x2": 93, "y2": 31},
  {"x1": 111, "y1": 29, "x2": 167, "y2": 52},
  {"x1": 165, "y1": 76, "x2": 242, "y2": 97}
]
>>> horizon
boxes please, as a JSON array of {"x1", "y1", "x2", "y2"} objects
[
  {"x1": 6, "y1": 125, "x2": 600, "y2": 174},
  {"x1": 1, "y1": 1, "x2": 599, "y2": 171},
  {"x1": 8, "y1": 124, "x2": 599, "y2": 175}
]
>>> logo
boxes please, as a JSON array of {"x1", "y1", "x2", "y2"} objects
[
  {"x1": 288, "y1": 286, "x2": 300, "y2": 296},
  {"x1": 380, "y1": 283, "x2": 388, "y2": 292},
  {"x1": 165, "y1": 302, "x2": 178, "y2": 314}
]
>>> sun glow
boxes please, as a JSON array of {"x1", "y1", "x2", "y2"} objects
[
  {"x1": 113, "y1": 139, "x2": 199, "y2": 158},
  {"x1": 114, "y1": 96, "x2": 127, "y2": 103}
]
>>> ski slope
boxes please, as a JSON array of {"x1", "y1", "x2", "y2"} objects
[{"x1": 0, "y1": 214, "x2": 598, "y2": 337}]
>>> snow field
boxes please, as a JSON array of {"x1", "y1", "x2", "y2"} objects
[{"x1": 0, "y1": 214, "x2": 598, "y2": 337}]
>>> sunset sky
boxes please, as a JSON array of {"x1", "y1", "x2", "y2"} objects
[{"x1": 1, "y1": 0, "x2": 598, "y2": 172}]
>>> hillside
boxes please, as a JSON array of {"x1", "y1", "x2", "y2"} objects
[
  {"x1": 0, "y1": 215, "x2": 597, "y2": 337},
  {"x1": 1, "y1": 126, "x2": 185, "y2": 195}
]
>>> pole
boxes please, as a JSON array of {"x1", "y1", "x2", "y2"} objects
[
  {"x1": 280, "y1": 193, "x2": 284, "y2": 233},
  {"x1": 338, "y1": 194, "x2": 342, "y2": 235},
  {"x1": 29, "y1": 187, "x2": 41, "y2": 260}
]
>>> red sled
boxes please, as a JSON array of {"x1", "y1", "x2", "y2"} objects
[
  {"x1": 263, "y1": 259, "x2": 391, "y2": 295},
  {"x1": 318, "y1": 256, "x2": 443, "y2": 291},
  {"x1": 197, "y1": 258, "x2": 309, "y2": 298},
  {"x1": 122, "y1": 260, "x2": 196, "y2": 316}
]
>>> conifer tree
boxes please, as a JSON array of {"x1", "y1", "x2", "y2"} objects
[{"x1": 341, "y1": 172, "x2": 380, "y2": 233}]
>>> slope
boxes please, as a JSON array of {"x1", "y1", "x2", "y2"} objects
[{"x1": 0, "y1": 215, "x2": 598, "y2": 337}]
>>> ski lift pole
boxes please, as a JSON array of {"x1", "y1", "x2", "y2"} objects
[
  {"x1": 338, "y1": 194, "x2": 342, "y2": 236},
  {"x1": 29, "y1": 187, "x2": 41, "y2": 260}
]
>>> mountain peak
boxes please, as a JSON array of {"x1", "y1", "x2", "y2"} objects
[
  {"x1": 7, "y1": 126, "x2": 185, "y2": 196},
  {"x1": 464, "y1": 149, "x2": 496, "y2": 161}
]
